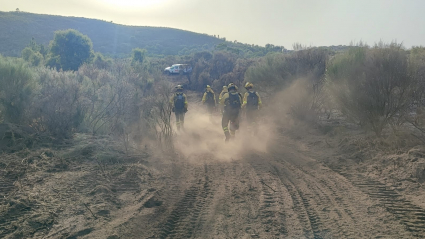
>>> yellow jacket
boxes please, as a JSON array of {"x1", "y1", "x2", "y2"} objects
[
  {"x1": 242, "y1": 90, "x2": 262, "y2": 109},
  {"x1": 169, "y1": 93, "x2": 188, "y2": 110},
  {"x1": 219, "y1": 89, "x2": 228, "y2": 101},
  {"x1": 202, "y1": 89, "x2": 216, "y2": 105}
]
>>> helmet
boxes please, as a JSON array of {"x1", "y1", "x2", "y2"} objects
[
  {"x1": 245, "y1": 82, "x2": 253, "y2": 90},
  {"x1": 175, "y1": 85, "x2": 183, "y2": 91},
  {"x1": 228, "y1": 83, "x2": 238, "y2": 91},
  {"x1": 222, "y1": 86, "x2": 228, "y2": 89}
]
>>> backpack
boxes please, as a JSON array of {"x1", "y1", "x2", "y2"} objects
[
  {"x1": 205, "y1": 91, "x2": 215, "y2": 105},
  {"x1": 246, "y1": 91, "x2": 259, "y2": 110},
  {"x1": 225, "y1": 92, "x2": 241, "y2": 112},
  {"x1": 174, "y1": 93, "x2": 185, "y2": 112}
]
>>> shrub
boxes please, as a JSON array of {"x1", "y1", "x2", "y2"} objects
[
  {"x1": 140, "y1": 79, "x2": 174, "y2": 149},
  {"x1": 407, "y1": 47, "x2": 425, "y2": 140},
  {"x1": 245, "y1": 48, "x2": 329, "y2": 122},
  {"x1": 78, "y1": 63, "x2": 141, "y2": 136},
  {"x1": 327, "y1": 43, "x2": 413, "y2": 136},
  {"x1": 93, "y1": 52, "x2": 112, "y2": 69},
  {"x1": 0, "y1": 57, "x2": 35, "y2": 124},
  {"x1": 30, "y1": 68, "x2": 84, "y2": 138}
]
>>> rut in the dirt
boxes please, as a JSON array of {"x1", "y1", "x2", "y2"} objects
[
  {"x1": 159, "y1": 164, "x2": 212, "y2": 239},
  {"x1": 118, "y1": 141, "x2": 425, "y2": 238},
  {"x1": 337, "y1": 169, "x2": 425, "y2": 237},
  {"x1": 246, "y1": 147, "x2": 415, "y2": 238}
]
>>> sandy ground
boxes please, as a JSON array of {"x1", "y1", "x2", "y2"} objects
[{"x1": 2, "y1": 109, "x2": 425, "y2": 238}]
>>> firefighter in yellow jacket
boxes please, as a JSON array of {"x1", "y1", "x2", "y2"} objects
[
  {"x1": 218, "y1": 85, "x2": 228, "y2": 114},
  {"x1": 242, "y1": 82, "x2": 262, "y2": 133},
  {"x1": 201, "y1": 85, "x2": 216, "y2": 117},
  {"x1": 169, "y1": 85, "x2": 188, "y2": 131},
  {"x1": 220, "y1": 83, "x2": 242, "y2": 142}
]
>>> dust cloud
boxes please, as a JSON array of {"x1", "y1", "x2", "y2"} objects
[
  {"x1": 170, "y1": 79, "x2": 314, "y2": 162},
  {"x1": 172, "y1": 104, "x2": 274, "y2": 162}
]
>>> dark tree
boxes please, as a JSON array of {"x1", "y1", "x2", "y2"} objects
[
  {"x1": 49, "y1": 29, "x2": 94, "y2": 71},
  {"x1": 131, "y1": 48, "x2": 146, "y2": 64}
]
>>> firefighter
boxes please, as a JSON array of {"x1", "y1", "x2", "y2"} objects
[
  {"x1": 202, "y1": 85, "x2": 216, "y2": 118},
  {"x1": 220, "y1": 83, "x2": 243, "y2": 142},
  {"x1": 242, "y1": 82, "x2": 262, "y2": 134},
  {"x1": 169, "y1": 85, "x2": 188, "y2": 131},
  {"x1": 218, "y1": 85, "x2": 228, "y2": 114}
]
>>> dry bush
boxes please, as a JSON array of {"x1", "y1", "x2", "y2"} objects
[
  {"x1": 327, "y1": 43, "x2": 414, "y2": 136},
  {"x1": 79, "y1": 64, "x2": 141, "y2": 136},
  {"x1": 28, "y1": 62, "x2": 144, "y2": 141},
  {"x1": 188, "y1": 51, "x2": 251, "y2": 92},
  {"x1": 140, "y1": 79, "x2": 174, "y2": 150},
  {"x1": 407, "y1": 47, "x2": 425, "y2": 141},
  {"x1": 30, "y1": 68, "x2": 84, "y2": 138}
]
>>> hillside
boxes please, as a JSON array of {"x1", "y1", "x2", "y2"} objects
[{"x1": 0, "y1": 11, "x2": 225, "y2": 57}]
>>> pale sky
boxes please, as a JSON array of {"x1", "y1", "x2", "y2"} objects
[{"x1": 1, "y1": 0, "x2": 424, "y2": 49}]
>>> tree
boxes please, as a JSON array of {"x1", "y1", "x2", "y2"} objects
[
  {"x1": 48, "y1": 29, "x2": 94, "y2": 71},
  {"x1": 93, "y1": 52, "x2": 112, "y2": 69},
  {"x1": 21, "y1": 47, "x2": 34, "y2": 61},
  {"x1": 131, "y1": 48, "x2": 146, "y2": 64}
]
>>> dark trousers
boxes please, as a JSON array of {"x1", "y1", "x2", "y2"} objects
[
  {"x1": 245, "y1": 109, "x2": 259, "y2": 134},
  {"x1": 206, "y1": 105, "x2": 215, "y2": 115},
  {"x1": 175, "y1": 112, "x2": 185, "y2": 130},
  {"x1": 246, "y1": 109, "x2": 259, "y2": 124},
  {"x1": 222, "y1": 111, "x2": 239, "y2": 138}
]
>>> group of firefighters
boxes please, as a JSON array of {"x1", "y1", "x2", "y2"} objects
[{"x1": 169, "y1": 82, "x2": 262, "y2": 142}]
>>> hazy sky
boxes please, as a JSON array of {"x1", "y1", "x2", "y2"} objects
[{"x1": 1, "y1": 0, "x2": 424, "y2": 49}]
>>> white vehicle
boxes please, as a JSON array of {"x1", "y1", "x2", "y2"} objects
[{"x1": 164, "y1": 64, "x2": 192, "y2": 75}]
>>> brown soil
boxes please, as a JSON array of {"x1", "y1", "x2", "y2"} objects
[{"x1": 2, "y1": 112, "x2": 425, "y2": 238}]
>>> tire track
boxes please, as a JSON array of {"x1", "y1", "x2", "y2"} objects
[
  {"x1": 338, "y1": 171, "x2": 425, "y2": 237},
  {"x1": 258, "y1": 174, "x2": 287, "y2": 236},
  {"x1": 248, "y1": 158, "x2": 305, "y2": 238},
  {"x1": 276, "y1": 170, "x2": 324, "y2": 239},
  {"x1": 158, "y1": 164, "x2": 213, "y2": 239},
  {"x1": 280, "y1": 163, "x2": 358, "y2": 238},
  {"x1": 269, "y1": 149, "x2": 410, "y2": 238}
]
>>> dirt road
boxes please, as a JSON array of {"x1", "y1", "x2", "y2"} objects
[
  {"x1": 3, "y1": 118, "x2": 425, "y2": 238},
  {"x1": 107, "y1": 134, "x2": 425, "y2": 239}
]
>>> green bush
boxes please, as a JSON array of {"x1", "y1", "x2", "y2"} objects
[
  {"x1": 0, "y1": 56, "x2": 35, "y2": 124},
  {"x1": 21, "y1": 47, "x2": 34, "y2": 61},
  {"x1": 93, "y1": 52, "x2": 112, "y2": 69}
]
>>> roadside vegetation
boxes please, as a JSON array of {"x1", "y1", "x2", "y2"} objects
[
  {"x1": 1, "y1": 19, "x2": 425, "y2": 239},
  {"x1": 1, "y1": 28, "x2": 425, "y2": 151}
]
